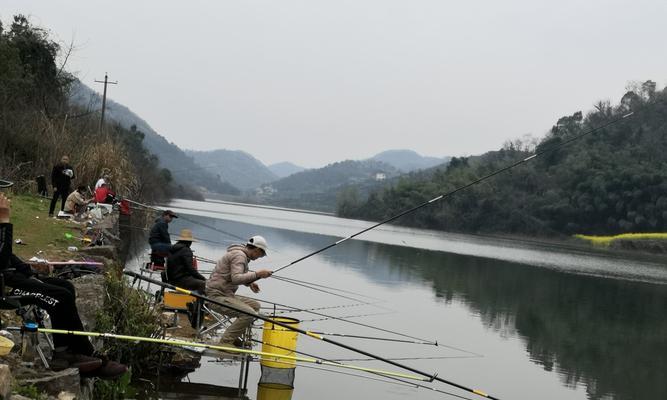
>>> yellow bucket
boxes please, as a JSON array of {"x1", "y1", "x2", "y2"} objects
[
  {"x1": 0, "y1": 335, "x2": 15, "y2": 356},
  {"x1": 261, "y1": 317, "x2": 299, "y2": 369},
  {"x1": 256, "y1": 383, "x2": 293, "y2": 400}
]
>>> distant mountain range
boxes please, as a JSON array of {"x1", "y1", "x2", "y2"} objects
[
  {"x1": 67, "y1": 80, "x2": 448, "y2": 207},
  {"x1": 68, "y1": 80, "x2": 240, "y2": 195},
  {"x1": 370, "y1": 149, "x2": 449, "y2": 172},
  {"x1": 253, "y1": 159, "x2": 399, "y2": 211},
  {"x1": 184, "y1": 149, "x2": 277, "y2": 191},
  {"x1": 268, "y1": 162, "x2": 306, "y2": 178}
]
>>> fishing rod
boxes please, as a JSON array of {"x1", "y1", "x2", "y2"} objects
[
  {"x1": 273, "y1": 112, "x2": 635, "y2": 274},
  {"x1": 38, "y1": 328, "x2": 425, "y2": 382},
  {"x1": 125, "y1": 271, "x2": 504, "y2": 399}
]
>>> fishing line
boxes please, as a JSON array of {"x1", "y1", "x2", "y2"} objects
[
  {"x1": 269, "y1": 302, "x2": 379, "y2": 315},
  {"x1": 126, "y1": 199, "x2": 248, "y2": 242},
  {"x1": 331, "y1": 355, "x2": 483, "y2": 362},
  {"x1": 126, "y1": 271, "x2": 502, "y2": 399},
  {"x1": 118, "y1": 223, "x2": 235, "y2": 247},
  {"x1": 306, "y1": 331, "x2": 463, "y2": 348},
  {"x1": 272, "y1": 111, "x2": 635, "y2": 274},
  {"x1": 298, "y1": 311, "x2": 395, "y2": 323},
  {"x1": 270, "y1": 275, "x2": 384, "y2": 306},
  {"x1": 272, "y1": 275, "x2": 384, "y2": 301},
  {"x1": 246, "y1": 295, "x2": 439, "y2": 346},
  {"x1": 249, "y1": 295, "x2": 484, "y2": 355}
]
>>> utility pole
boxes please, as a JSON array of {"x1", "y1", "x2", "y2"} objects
[{"x1": 94, "y1": 73, "x2": 118, "y2": 133}]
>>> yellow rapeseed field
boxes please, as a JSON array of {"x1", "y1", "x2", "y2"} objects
[{"x1": 574, "y1": 233, "x2": 667, "y2": 246}]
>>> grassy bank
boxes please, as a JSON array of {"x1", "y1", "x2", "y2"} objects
[{"x1": 8, "y1": 194, "x2": 83, "y2": 260}]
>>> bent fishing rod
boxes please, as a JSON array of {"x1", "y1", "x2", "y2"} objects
[
  {"x1": 125, "y1": 270, "x2": 504, "y2": 400},
  {"x1": 273, "y1": 111, "x2": 634, "y2": 273},
  {"x1": 38, "y1": 328, "x2": 424, "y2": 382}
]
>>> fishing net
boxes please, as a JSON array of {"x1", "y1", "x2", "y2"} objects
[{"x1": 259, "y1": 365, "x2": 296, "y2": 388}]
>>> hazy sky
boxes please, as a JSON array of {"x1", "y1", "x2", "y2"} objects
[{"x1": 2, "y1": 0, "x2": 666, "y2": 167}]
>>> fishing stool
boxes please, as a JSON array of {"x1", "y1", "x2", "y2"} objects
[{"x1": 160, "y1": 291, "x2": 202, "y2": 332}]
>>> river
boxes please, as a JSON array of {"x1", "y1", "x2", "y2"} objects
[{"x1": 136, "y1": 199, "x2": 667, "y2": 400}]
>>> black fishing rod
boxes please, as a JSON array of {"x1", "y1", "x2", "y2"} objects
[
  {"x1": 125, "y1": 271, "x2": 503, "y2": 399},
  {"x1": 273, "y1": 112, "x2": 635, "y2": 273}
]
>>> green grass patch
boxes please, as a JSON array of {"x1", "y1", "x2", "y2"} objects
[
  {"x1": 8, "y1": 194, "x2": 82, "y2": 260},
  {"x1": 574, "y1": 233, "x2": 667, "y2": 246}
]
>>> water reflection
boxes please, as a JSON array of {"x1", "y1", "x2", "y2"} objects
[
  {"x1": 168, "y1": 210, "x2": 667, "y2": 400},
  {"x1": 293, "y1": 236, "x2": 667, "y2": 400}
]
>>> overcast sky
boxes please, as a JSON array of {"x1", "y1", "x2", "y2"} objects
[{"x1": 2, "y1": 0, "x2": 666, "y2": 167}]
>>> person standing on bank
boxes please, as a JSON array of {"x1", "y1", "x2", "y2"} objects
[
  {"x1": 166, "y1": 229, "x2": 206, "y2": 293},
  {"x1": 148, "y1": 210, "x2": 178, "y2": 254},
  {"x1": 206, "y1": 236, "x2": 273, "y2": 348},
  {"x1": 48, "y1": 155, "x2": 75, "y2": 217}
]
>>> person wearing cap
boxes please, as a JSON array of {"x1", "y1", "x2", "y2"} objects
[
  {"x1": 206, "y1": 235, "x2": 273, "y2": 348},
  {"x1": 148, "y1": 210, "x2": 178, "y2": 254},
  {"x1": 166, "y1": 229, "x2": 206, "y2": 293}
]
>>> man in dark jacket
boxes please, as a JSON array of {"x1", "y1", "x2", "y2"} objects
[
  {"x1": 148, "y1": 210, "x2": 177, "y2": 254},
  {"x1": 166, "y1": 229, "x2": 206, "y2": 293},
  {"x1": 48, "y1": 155, "x2": 75, "y2": 217},
  {"x1": 0, "y1": 193, "x2": 126, "y2": 376}
]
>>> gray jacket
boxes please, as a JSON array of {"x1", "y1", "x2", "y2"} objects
[{"x1": 206, "y1": 244, "x2": 257, "y2": 297}]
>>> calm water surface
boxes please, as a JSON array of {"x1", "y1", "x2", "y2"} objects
[{"x1": 140, "y1": 199, "x2": 667, "y2": 400}]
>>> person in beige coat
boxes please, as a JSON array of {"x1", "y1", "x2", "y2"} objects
[{"x1": 206, "y1": 236, "x2": 273, "y2": 347}]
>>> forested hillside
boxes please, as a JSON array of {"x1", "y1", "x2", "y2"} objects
[
  {"x1": 0, "y1": 15, "x2": 174, "y2": 202},
  {"x1": 254, "y1": 160, "x2": 398, "y2": 211},
  {"x1": 370, "y1": 149, "x2": 448, "y2": 172},
  {"x1": 185, "y1": 149, "x2": 276, "y2": 191},
  {"x1": 69, "y1": 82, "x2": 239, "y2": 196},
  {"x1": 338, "y1": 81, "x2": 667, "y2": 236}
]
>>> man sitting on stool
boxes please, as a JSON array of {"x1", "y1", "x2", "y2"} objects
[
  {"x1": 206, "y1": 235, "x2": 273, "y2": 348},
  {"x1": 166, "y1": 229, "x2": 206, "y2": 293}
]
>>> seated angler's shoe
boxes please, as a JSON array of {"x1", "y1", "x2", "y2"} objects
[
  {"x1": 81, "y1": 354, "x2": 128, "y2": 380},
  {"x1": 51, "y1": 349, "x2": 103, "y2": 373}
]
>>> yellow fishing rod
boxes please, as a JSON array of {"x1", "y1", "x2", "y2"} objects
[
  {"x1": 125, "y1": 270, "x2": 504, "y2": 400},
  {"x1": 39, "y1": 328, "x2": 425, "y2": 382}
]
